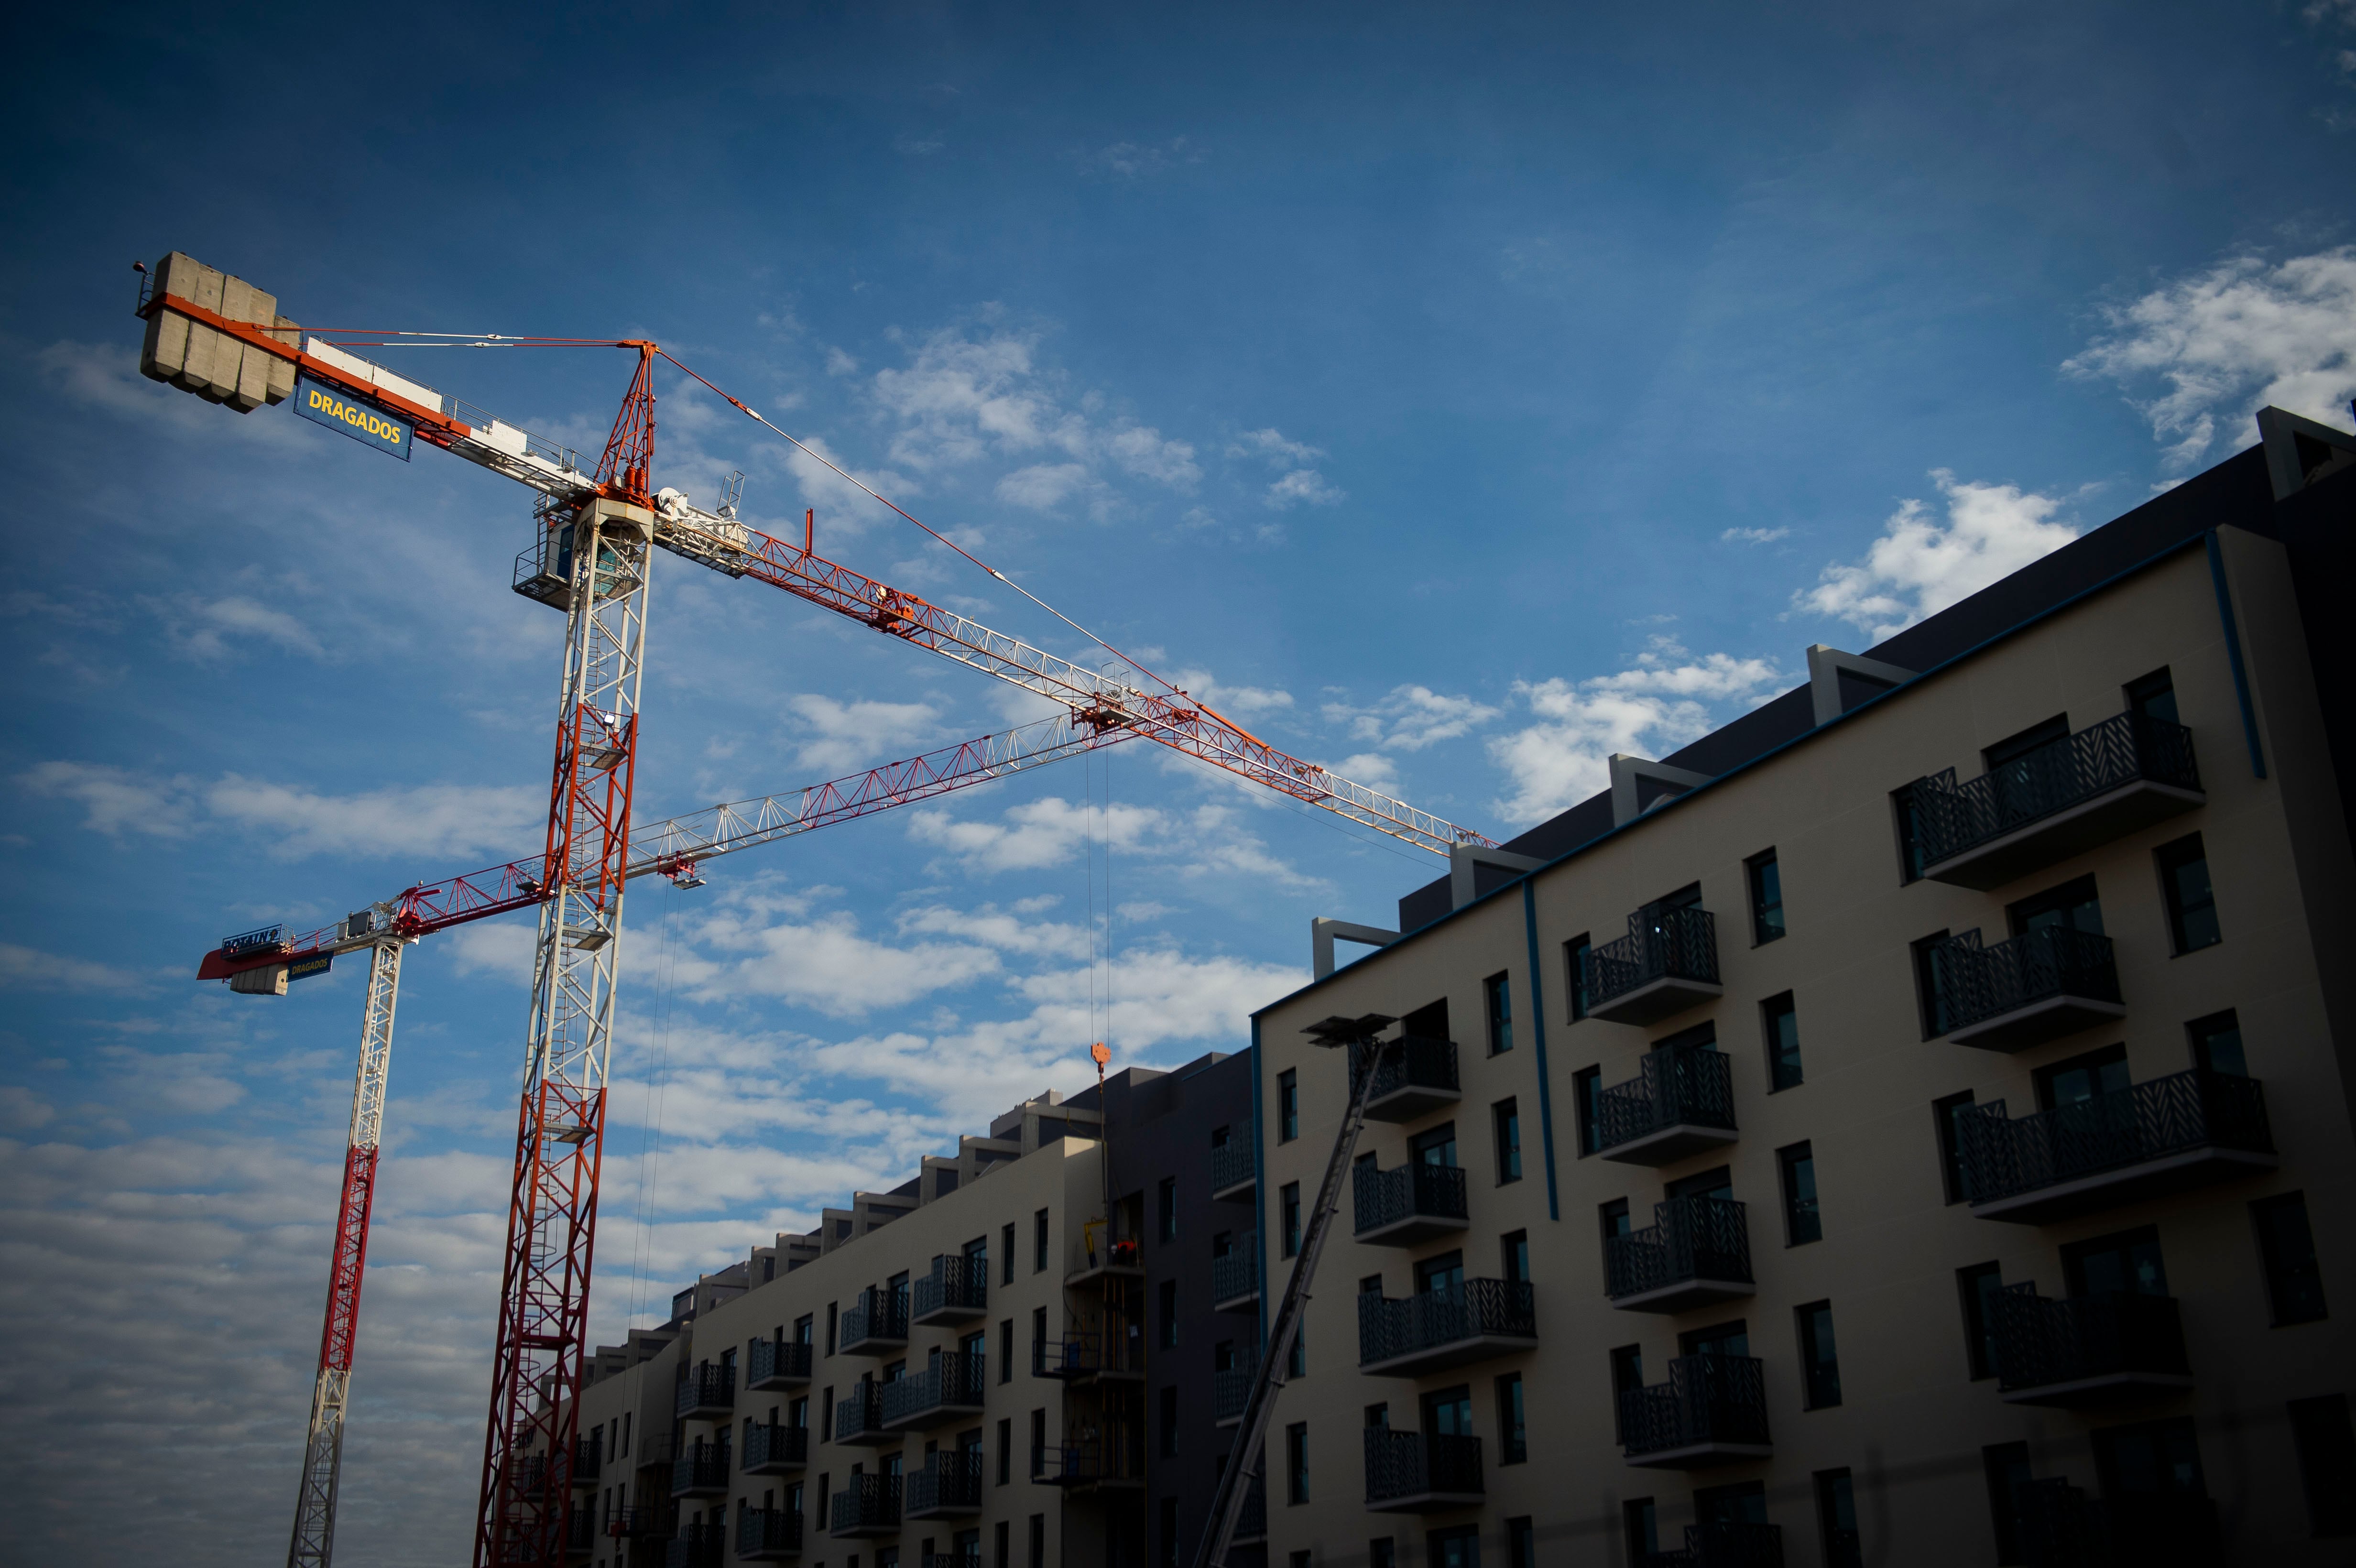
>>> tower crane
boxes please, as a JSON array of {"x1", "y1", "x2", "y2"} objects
[{"x1": 135, "y1": 250, "x2": 1491, "y2": 1568}]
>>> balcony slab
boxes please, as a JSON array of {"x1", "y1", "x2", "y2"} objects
[
  {"x1": 1921, "y1": 780, "x2": 2205, "y2": 891},
  {"x1": 1354, "y1": 1211, "x2": 1470, "y2": 1248},
  {"x1": 1361, "y1": 1330, "x2": 1539, "y2": 1378},
  {"x1": 1948, "y1": 993, "x2": 2127, "y2": 1053},
  {"x1": 1972, "y1": 1145, "x2": 2277, "y2": 1224},
  {"x1": 1608, "y1": 1275, "x2": 1754, "y2": 1315},
  {"x1": 1211, "y1": 1173, "x2": 1255, "y2": 1203},
  {"x1": 1623, "y1": 1441, "x2": 1774, "y2": 1470},
  {"x1": 1364, "y1": 1081, "x2": 1462, "y2": 1123},
  {"x1": 1598, "y1": 1122, "x2": 1739, "y2": 1167},
  {"x1": 2001, "y1": 1368, "x2": 2197, "y2": 1406},
  {"x1": 1589, "y1": 976, "x2": 1723, "y2": 1027},
  {"x1": 1365, "y1": 1489, "x2": 1486, "y2": 1514}
]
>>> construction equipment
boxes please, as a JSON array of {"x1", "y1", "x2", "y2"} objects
[
  {"x1": 136, "y1": 251, "x2": 1488, "y2": 1568},
  {"x1": 1193, "y1": 1014, "x2": 1398, "y2": 1568}
]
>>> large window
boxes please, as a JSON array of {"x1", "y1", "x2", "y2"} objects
[
  {"x1": 1001, "y1": 1223, "x2": 1015, "y2": 1285},
  {"x1": 2290, "y1": 1394, "x2": 2356, "y2": 1536},
  {"x1": 1034, "y1": 1209, "x2": 1049, "y2": 1274},
  {"x1": 1982, "y1": 1441, "x2": 2032, "y2": 1566},
  {"x1": 1158, "y1": 1176, "x2": 1178, "y2": 1243},
  {"x1": 1957, "y1": 1262, "x2": 2003, "y2": 1381},
  {"x1": 1277, "y1": 1069, "x2": 1299, "y2": 1142},
  {"x1": 1746, "y1": 848, "x2": 1786, "y2": 944},
  {"x1": 1622, "y1": 1499, "x2": 1658, "y2": 1561},
  {"x1": 1484, "y1": 970, "x2": 1514, "y2": 1055},
  {"x1": 1284, "y1": 1422, "x2": 1309, "y2": 1504},
  {"x1": 1778, "y1": 1142, "x2": 1822, "y2": 1245},
  {"x1": 1495, "y1": 1371, "x2": 1527, "y2": 1464},
  {"x1": 2253, "y1": 1192, "x2": 2328, "y2": 1325},
  {"x1": 1157, "y1": 1280, "x2": 1178, "y2": 1349},
  {"x1": 1815, "y1": 1469, "x2": 1861, "y2": 1568},
  {"x1": 1796, "y1": 1301, "x2": 1842, "y2": 1408},
  {"x1": 1911, "y1": 930, "x2": 1955, "y2": 1038},
  {"x1": 1933, "y1": 1091, "x2": 1976, "y2": 1205},
  {"x1": 1892, "y1": 784, "x2": 1929, "y2": 883},
  {"x1": 1281, "y1": 1183, "x2": 1303, "y2": 1259},
  {"x1": 1763, "y1": 991, "x2": 1802, "y2": 1092},
  {"x1": 1158, "y1": 1385, "x2": 1179, "y2": 1458},
  {"x1": 1564, "y1": 933, "x2": 1592, "y2": 1021},
  {"x1": 1573, "y1": 1065, "x2": 1602, "y2": 1155},
  {"x1": 1493, "y1": 1098, "x2": 1522, "y2": 1184},
  {"x1": 2188, "y1": 1010, "x2": 2247, "y2": 1076},
  {"x1": 1609, "y1": 1344, "x2": 1645, "y2": 1441},
  {"x1": 2156, "y1": 832, "x2": 2222, "y2": 953}
]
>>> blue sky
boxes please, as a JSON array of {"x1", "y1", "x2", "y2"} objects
[{"x1": 5, "y1": 3, "x2": 2355, "y2": 1563}]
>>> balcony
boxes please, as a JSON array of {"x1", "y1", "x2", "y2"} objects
[
  {"x1": 1958, "y1": 1069, "x2": 2276, "y2": 1223},
  {"x1": 608, "y1": 1505, "x2": 664, "y2": 1541},
  {"x1": 880, "y1": 1353, "x2": 988, "y2": 1432},
  {"x1": 1582, "y1": 906, "x2": 1722, "y2": 1025},
  {"x1": 827, "y1": 1473, "x2": 901, "y2": 1538},
  {"x1": 1642, "y1": 1523, "x2": 1786, "y2": 1568},
  {"x1": 1911, "y1": 712, "x2": 2203, "y2": 891},
  {"x1": 912, "y1": 1255, "x2": 988, "y2": 1326},
  {"x1": 1212, "y1": 1352, "x2": 1259, "y2": 1427},
  {"x1": 1039, "y1": 1436, "x2": 1146, "y2": 1489},
  {"x1": 747, "y1": 1338, "x2": 812, "y2": 1390},
  {"x1": 840, "y1": 1288, "x2": 909, "y2": 1355},
  {"x1": 1211, "y1": 1139, "x2": 1256, "y2": 1201},
  {"x1": 568, "y1": 1509, "x2": 595, "y2": 1558},
  {"x1": 1353, "y1": 1161, "x2": 1470, "y2": 1247},
  {"x1": 735, "y1": 1507, "x2": 803, "y2": 1561},
  {"x1": 1363, "y1": 1035, "x2": 1462, "y2": 1122},
  {"x1": 2013, "y1": 1477, "x2": 2222, "y2": 1565},
  {"x1": 832, "y1": 1385, "x2": 892, "y2": 1447},
  {"x1": 1358, "y1": 1280, "x2": 1538, "y2": 1376},
  {"x1": 905, "y1": 1450, "x2": 985, "y2": 1518},
  {"x1": 670, "y1": 1441, "x2": 730, "y2": 1498},
  {"x1": 741, "y1": 1422, "x2": 807, "y2": 1475},
  {"x1": 571, "y1": 1433, "x2": 601, "y2": 1485},
  {"x1": 667, "y1": 1523, "x2": 726, "y2": 1568},
  {"x1": 1936, "y1": 928, "x2": 2125, "y2": 1052},
  {"x1": 1212, "y1": 1233, "x2": 1261, "y2": 1312},
  {"x1": 1988, "y1": 1285, "x2": 2192, "y2": 1405},
  {"x1": 1605, "y1": 1196, "x2": 1754, "y2": 1313},
  {"x1": 1596, "y1": 1047, "x2": 1739, "y2": 1165},
  {"x1": 1034, "y1": 1332, "x2": 1143, "y2": 1381},
  {"x1": 676, "y1": 1364, "x2": 736, "y2": 1420},
  {"x1": 1065, "y1": 1236, "x2": 1144, "y2": 1288},
  {"x1": 1619, "y1": 1356, "x2": 1773, "y2": 1468},
  {"x1": 1363, "y1": 1427, "x2": 1484, "y2": 1512},
  {"x1": 922, "y1": 1557, "x2": 982, "y2": 1568}
]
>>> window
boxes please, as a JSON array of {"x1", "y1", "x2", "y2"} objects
[
  {"x1": 1032, "y1": 1307, "x2": 1047, "y2": 1368},
  {"x1": 1667, "y1": 1164, "x2": 1732, "y2": 1205},
  {"x1": 1284, "y1": 1422, "x2": 1309, "y2": 1504},
  {"x1": 1778, "y1": 1141, "x2": 1822, "y2": 1245},
  {"x1": 1029, "y1": 1409, "x2": 1047, "y2": 1478},
  {"x1": 1001, "y1": 1223, "x2": 1015, "y2": 1285},
  {"x1": 1158, "y1": 1385, "x2": 1179, "y2": 1458},
  {"x1": 1933, "y1": 1091, "x2": 1975, "y2": 1205},
  {"x1": 2290, "y1": 1393, "x2": 2356, "y2": 1536},
  {"x1": 1428, "y1": 1525, "x2": 1481, "y2": 1568},
  {"x1": 1158, "y1": 1177, "x2": 1178, "y2": 1244},
  {"x1": 1484, "y1": 971, "x2": 1514, "y2": 1054},
  {"x1": 1410, "y1": 1121, "x2": 1459, "y2": 1168},
  {"x1": 996, "y1": 1417, "x2": 1011, "y2": 1485},
  {"x1": 1277, "y1": 1070, "x2": 1299, "y2": 1142},
  {"x1": 2007, "y1": 872, "x2": 2103, "y2": 937},
  {"x1": 1424, "y1": 1384, "x2": 1473, "y2": 1439},
  {"x1": 1365, "y1": 1399, "x2": 1390, "y2": 1427},
  {"x1": 1501, "y1": 1230, "x2": 1529, "y2": 1285},
  {"x1": 1623, "y1": 1499, "x2": 1658, "y2": 1561},
  {"x1": 1957, "y1": 1263, "x2": 2003, "y2": 1381},
  {"x1": 1796, "y1": 1301, "x2": 1841, "y2": 1408},
  {"x1": 2254, "y1": 1192, "x2": 2328, "y2": 1325},
  {"x1": 1572, "y1": 1065, "x2": 1602, "y2": 1154},
  {"x1": 1280, "y1": 1183, "x2": 1302, "y2": 1258},
  {"x1": 1696, "y1": 1480, "x2": 1767, "y2": 1523},
  {"x1": 1368, "y1": 1539, "x2": 1397, "y2": 1568},
  {"x1": 997, "y1": 1519, "x2": 1011, "y2": 1568},
  {"x1": 1910, "y1": 930, "x2": 1955, "y2": 1038},
  {"x1": 1599, "y1": 1198, "x2": 1632, "y2": 1269},
  {"x1": 1815, "y1": 1469, "x2": 1861, "y2": 1568},
  {"x1": 1609, "y1": 1345, "x2": 1645, "y2": 1440},
  {"x1": 1982, "y1": 1441, "x2": 2032, "y2": 1565},
  {"x1": 1505, "y1": 1517, "x2": 1533, "y2": 1568},
  {"x1": 1028, "y1": 1513, "x2": 1045, "y2": 1568},
  {"x1": 1892, "y1": 783, "x2": 1928, "y2": 883},
  {"x1": 999, "y1": 1318, "x2": 1013, "y2": 1383},
  {"x1": 1416, "y1": 1248, "x2": 1465, "y2": 1297},
  {"x1": 2062, "y1": 1226, "x2": 2168, "y2": 1298},
  {"x1": 2035, "y1": 1043, "x2": 2127, "y2": 1111},
  {"x1": 826, "y1": 1302, "x2": 838, "y2": 1356},
  {"x1": 2157, "y1": 832, "x2": 2221, "y2": 952},
  {"x1": 2092, "y1": 1415, "x2": 2205, "y2": 1498},
  {"x1": 1288, "y1": 1324, "x2": 1306, "y2": 1379},
  {"x1": 1564, "y1": 934, "x2": 1592, "y2": 1021},
  {"x1": 1493, "y1": 1098, "x2": 1522, "y2": 1184},
  {"x1": 1034, "y1": 1209, "x2": 1049, "y2": 1273},
  {"x1": 2126, "y1": 666, "x2": 2178, "y2": 725},
  {"x1": 1495, "y1": 1372, "x2": 1527, "y2": 1464},
  {"x1": 2189, "y1": 1009, "x2": 2247, "y2": 1076},
  {"x1": 817, "y1": 1471, "x2": 829, "y2": 1528},
  {"x1": 1747, "y1": 848, "x2": 1786, "y2": 944},
  {"x1": 1763, "y1": 991, "x2": 1802, "y2": 1091},
  {"x1": 1158, "y1": 1279, "x2": 1179, "y2": 1349}
]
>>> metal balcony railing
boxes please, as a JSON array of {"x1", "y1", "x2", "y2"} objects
[
  {"x1": 571, "y1": 1432, "x2": 602, "y2": 1484},
  {"x1": 905, "y1": 1449, "x2": 985, "y2": 1514},
  {"x1": 2013, "y1": 1477, "x2": 2222, "y2": 1566},
  {"x1": 1212, "y1": 1233, "x2": 1260, "y2": 1305},
  {"x1": 1596, "y1": 1048, "x2": 1737, "y2": 1154},
  {"x1": 1958, "y1": 1069, "x2": 2274, "y2": 1208},
  {"x1": 742, "y1": 1421, "x2": 807, "y2": 1472},
  {"x1": 1618, "y1": 1356, "x2": 1771, "y2": 1460},
  {"x1": 1911, "y1": 712, "x2": 2201, "y2": 871},
  {"x1": 1605, "y1": 1197, "x2": 1753, "y2": 1303},
  {"x1": 676, "y1": 1363, "x2": 736, "y2": 1418},
  {"x1": 1934, "y1": 927, "x2": 2121, "y2": 1034},
  {"x1": 734, "y1": 1507, "x2": 802, "y2": 1559},
  {"x1": 922, "y1": 1557, "x2": 982, "y2": 1568},
  {"x1": 607, "y1": 1505, "x2": 663, "y2": 1539},
  {"x1": 1643, "y1": 1522, "x2": 1786, "y2": 1568},
  {"x1": 879, "y1": 1353, "x2": 987, "y2": 1427},
  {"x1": 1353, "y1": 1162, "x2": 1470, "y2": 1238},
  {"x1": 840, "y1": 1288, "x2": 909, "y2": 1351},
  {"x1": 567, "y1": 1510, "x2": 596, "y2": 1555},
  {"x1": 1039, "y1": 1434, "x2": 1145, "y2": 1485},
  {"x1": 1034, "y1": 1331, "x2": 1142, "y2": 1378},
  {"x1": 1233, "y1": 1477, "x2": 1267, "y2": 1542},
  {"x1": 1363, "y1": 1427, "x2": 1484, "y2": 1506},
  {"x1": 828, "y1": 1472, "x2": 902, "y2": 1535},
  {"x1": 832, "y1": 1386, "x2": 887, "y2": 1444},
  {"x1": 1987, "y1": 1285, "x2": 2190, "y2": 1401},
  {"x1": 1357, "y1": 1280, "x2": 1536, "y2": 1370},
  {"x1": 1211, "y1": 1139, "x2": 1256, "y2": 1194},
  {"x1": 666, "y1": 1522, "x2": 726, "y2": 1568},
  {"x1": 746, "y1": 1337, "x2": 812, "y2": 1389},
  {"x1": 913, "y1": 1255, "x2": 989, "y2": 1322},
  {"x1": 670, "y1": 1441, "x2": 730, "y2": 1498},
  {"x1": 1212, "y1": 1352, "x2": 1260, "y2": 1424},
  {"x1": 1583, "y1": 906, "x2": 1720, "y2": 1013},
  {"x1": 1362, "y1": 1035, "x2": 1461, "y2": 1120}
]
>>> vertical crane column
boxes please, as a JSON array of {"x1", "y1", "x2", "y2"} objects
[
  {"x1": 476, "y1": 349, "x2": 658, "y2": 1568},
  {"x1": 288, "y1": 936, "x2": 406, "y2": 1568}
]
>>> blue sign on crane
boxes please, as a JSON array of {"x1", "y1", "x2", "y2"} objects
[{"x1": 293, "y1": 375, "x2": 413, "y2": 460}]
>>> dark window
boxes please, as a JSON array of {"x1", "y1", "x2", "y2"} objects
[
  {"x1": 2063, "y1": 1226, "x2": 2169, "y2": 1298},
  {"x1": 1505, "y1": 1515, "x2": 1534, "y2": 1568},
  {"x1": 997, "y1": 1518, "x2": 1010, "y2": 1568},
  {"x1": 1034, "y1": 1209, "x2": 1049, "y2": 1273},
  {"x1": 1284, "y1": 1422, "x2": 1309, "y2": 1504},
  {"x1": 1747, "y1": 849, "x2": 1787, "y2": 944},
  {"x1": 1598, "y1": 1198, "x2": 1632, "y2": 1267},
  {"x1": 1427, "y1": 1526, "x2": 1480, "y2": 1568},
  {"x1": 999, "y1": 1318, "x2": 1013, "y2": 1384},
  {"x1": 826, "y1": 1302, "x2": 838, "y2": 1356},
  {"x1": 1985, "y1": 714, "x2": 2070, "y2": 772},
  {"x1": 1493, "y1": 1098, "x2": 1522, "y2": 1184},
  {"x1": 2254, "y1": 1192, "x2": 2327, "y2": 1325},
  {"x1": 1158, "y1": 1177, "x2": 1178, "y2": 1243},
  {"x1": 1983, "y1": 1441, "x2": 2032, "y2": 1565},
  {"x1": 1422, "y1": 1383, "x2": 1474, "y2": 1439},
  {"x1": 1032, "y1": 1307, "x2": 1047, "y2": 1365},
  {"x1": 2189, "y1": 1010, "x2": 2246, "y2": 1076},
  {"x1": 1892, "y1": 784, "x2": 1929, "y2": 883},
  {"x1": 1501, "y1": 1230, "x2": 1529, "y2": 1285},
  {"x1": 1158, "y1": 1385, "x2": 1179, "y2": 1458},
  {"x1": 1610, "y1": 1345, "x2": 1645, "y2": 1440},
  {"x1": 1158, "y1": 1497, "x2": 1178, "y2": 1568},
  {"x1": 1816, "y1": 1469, "x2": 1861, "y2": 1568},
  {"x1": 1667, "y1": 1164, "x2": 1733, "y2": 1205},
  {"x1": 1029, "y1": 1409, "x2": 1046, "y2": 1478},
  {"x1": 1417, "y1": 1250, "x2": 1466, "y2": 1296},
  {"x1": 1958, "y1": 1263, "x2": 2003, "y2": 1381},
  {"x1": 1796, "y1": 1301, "x2": 1842, "y2": 1408},
  {"x1": 1277, "y1": 1070, "x2": 1299, "y2": 1142},
  {"x1": 1680, "y1": 1320, "x2": 1748, "y2": 1361},
  {"x1": 1404, "y1": 998, "x2": 1450, "y2": 1041},
  {"x1": 2007, "y1": 873, "x2": 2103, "y2": 937},
  {"x1": 1763, "y1": 991, "x2": 1803, "y2": 1091},
  {"x1": 2290, "y1": 1394, "x2": 2356, "y2": 1536},
  {"x1": 1696, "y1": 1480, "x2": 1767, "y2": 1522},
  {"x1": 1002, "y1": 1223, "x2": 1015, "y2": 1285},
  {"x1": 1495, "y1": 1372, "x2": 1526, "y2": 1464},
  {"x1": 1911, "y1": 930, "x2": 1955, "y2": 1038},
  {"x1": 1623, "y1": 1499, "x2": 1658, "y2": 1560},
  {"x1": 1485, "y1": 971, "x2": 1514, "y2": 1055},
  {"x1": 2034, "y1": 1043, "x2": 2128, "y2": 1111},
  {"x1": 1565, "y1": 934, "x2": 1592, "y2": 1021},
  {"x1": 1573, "y1": 1065, "x2": 1602, "y2": 1155},
  {"x1": 1411, "y1": 1122, "x2": 1459, "y2": 1168},
  {"x1": 997, "y1": 1418, "x2": 1012, "y2": 1485},
  {"x1": 817, "y1": 1471, "x2": 830, "y2": 1529},
  {"x1": 2126, "y1": 666, "x2": 2179, "y2": 726},
  {"x1": 1280, "y1": 1183, "x2": 1302, "y2": 1259},
  {"x1": 1369, "y1": 1539, "x2": 1397, "y2": 1568},
  {"x1": 2157, "y1": 833, "x2": 2221, "y2": 953},
  {"x1": 2092, "y1": 1416, "x2": 2205, "y2": 1497},
  {"x1": 1365, "y1": 1400, "x2": 1389, "y2": 1427},
  {"x1": 1779, "y1": 1141, "x2": 1822, "y2": 1245},
  {"x1": 1288, "y1": 1326, "x2": 1306, "y2": 1379},
  {"x1": 1157, "y1": 1280, "x2": 1178, "y2": 1349},
  {"x1": 1028, "y1": 1514, "x2": 1045, "y2": 1568},
  {"x1": 1933, "y1": 1091, "x2": 1975, "y2": 1205}
]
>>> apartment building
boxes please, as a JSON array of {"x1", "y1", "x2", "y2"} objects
[{"x1": 1243, "y1": 409, "x2": 2356, "y2": 1567}]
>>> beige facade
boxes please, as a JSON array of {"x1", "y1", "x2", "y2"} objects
[{"x1": 1250, "y1": 527, "x2": 2356, "y2": 1565}]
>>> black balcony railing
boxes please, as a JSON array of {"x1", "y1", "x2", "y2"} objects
[
  {"x1": 667, "y1": 1522, "x2": 726, "y2": 1568},
  {"x1": 1959, "y1": 1069, "x2": 2274, "y2": 1206},
  {"x1": 1583, "y1": 906, "x2": 1720, "y2": 1011},
  {"x1": 829, "y1": 1472, "x2": 902, "y2": 1535},
  {"x1": 1644, "y1": 1522, "x2": 1786, "y2": 1568},
  {"x1": 1353, "y1": 1162, "x2": 1470, "y2": 1237},
  {"x1": 572, "y1": 1432, "x2": 602, "y2": 1484},
  {"x1": 608, "y1": 1505, "x2": 663, "y2": 1540},
  {"x1": 1618, "y1": 1355, "x2": 1771, "y2": 1459},
  {"x1": 676, "y1": 1363, "x2": 736, "y2": 1418},
  {"x1": 1934, "y1": 927, "x2": 2120, "y2": 1034},
  {"x1": 742, "y1": 1422, "x2": 807, "y2": 1472},
  {"x1": 1358, "y1": 1280, "x2": 1536, "y2": 1368},
  {"x1": 906, "y1": 1449, "x2": 986, "y2": 1514},
  {"x1": 922, "y1": 1557, "x2": 983, "y2": 1568},
  {"x1": 1035, "y1": 1331, "x2": 1143, "y2": 1378},
  {"x1": 670, "y1": 1441, "x2": 730, "y2": 1497},
  {"x1": 1363, "y1": 1427, "x2": 1484, "y2": 1505},
  {"x1": 1597, "y1": 1048, "x2": 1737, "y2": 1152},
  {"x1": 1364, "y1": 1035, "x2": 1459, "y2": 1104},
  {"x1": 747, "y1": 1337, "x2": 812, "y2": 1389},
  {"x1": 913, "y1": 1255, "x2": 989, "y2": 1321},
  {"x1": 1212, "y1": 1233, "x2": 1260, "y2": 1303},
  {"x1": 1233, "y1": 1478, "x2": 1267, "y2": 1542},
  {"x1": 1605, "y1": 1197, "x2": 1753, "y2": 1301},
  {"x1": 832, "y1": 1385, "x2": 886, "y2": 1444},
  {"x1": 1213, "y1": 1351, "x2": 1260, "y2": 1422},
  {"x1": 1912, "y1": 712, "x2": 2201, "y2": 870},
  {"x1": 568, "y1": 1510, "x2": 596, "y2": 1555},
  {"x1": 2014, "y1": 1477, "x2": 2222, "y2": 1566},
  {"x1": 734, "y1": 1507, "x2": 802, "y2": 1559},
  {"x1": 840, "y1": 1288, "x2": 909, "y2": 1351},
  {"x1": 880, "y1": 1353, "x2": 988, "y2": 1426},
  {"x1": 1211, "y1": 1139, "x2": 1255, "y2": 1193},
  {"x1": 1039, "y1": 1433, "x2": 1146, "y2": 1485},
  {"x1": 1987, "y1": 1285, "x2": 2189, "y2": 1399}
]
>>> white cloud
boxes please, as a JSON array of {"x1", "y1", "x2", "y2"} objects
[
  {"x1": 994, "y1": 462, "x2": 1093, "y2": 512},
  {"x1": 907, "y1": 795, "x2": 1164, "y2": 873},
  {"x1": 1265, "y1": 468, "x2": 1346, "y2": 510},
  {"x1": 1331, "y1": 751, "x2": 1401, "y2": 793},
  {"x1": 1324, "y1": 685, "x2": 1501, "y2": 752},
  {"x1": 1228, "y1": 428, "x2": 1325, "y2": 465},
  {"x1": 445, "y1": 921, "x2": 538, "y2": 983},
  {"x1": 2062, "y1": 247, "x2": 2356, "y2": 470},
  {"x1": 1078, "y1": 137, "x2": 1203, "y2": 179},
  {"x1": 1721, "y1": 526, "x2": 1790, "y2": 544},
  {"x1": 1169, "y1": 667, "x2": 1296, "y2": 719},
  {"x1": 0, "y1": 941, "x2": 151, "y2": 993},
  {"x1": 174, "y1": 596, "x2": 325, "y2": 660},
  {"x1": 21, "y1": 760, "x2": 196, "y2": 837},
  {"x1": 1794, "y1": 471, "x2": 2078, "y2": 640},
  {"x1": 785, "y1": 694, "x2": 938, "y2": 775},
  {"x1": 776, "y1": 433, "x2": 915, "y2": 525},
  {"x1": 685, "y1": 903, "x2": 999, "y2": 1017},
  {"x1": 34, "y1": 339, "x2": 309, "y2": 448}
]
